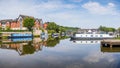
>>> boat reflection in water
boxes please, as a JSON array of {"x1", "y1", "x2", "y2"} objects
[
  {"x1": 0, "y1": 37, "x2": 61, "y2": 56},
  {"x1": 101, "y1": 44, "x2": 120, "y2": 53},
  {"x1": 70, "y1": 39, "x2": 101, "y2": 44}
]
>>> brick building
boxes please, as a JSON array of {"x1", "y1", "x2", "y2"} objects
[{"x1": 0, "y1": 15, "x2": 46, "y2": 30}]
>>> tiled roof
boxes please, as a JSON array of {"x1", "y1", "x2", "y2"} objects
[
  {"x1": 19, "y1": 15, "x2": 42, "y2": 23},
  {"x1": 0, "y1": 19, "x2": 14, "y2": 23},
  {"x1": 19, "y1": 14, "x2": 34, "y2": 19},
  {"x1": 0, "y1": 14, "x2": 42, "y2": 23}
]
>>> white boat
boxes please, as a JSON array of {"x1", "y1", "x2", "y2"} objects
[
  {"x1": 72, "y1": 40, "x2": 101, "y2": 44},
  {"x1": 71, "y1": 33, "x2": 114, "y2": 40}
]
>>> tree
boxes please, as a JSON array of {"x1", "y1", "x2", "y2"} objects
[
  {"x1": 47, "y1": 22, "x2": 59, "y2": 33},
  {"x1": 23, "y1": 17, "x2": 35, "y2": 31},
  {"x1": 118, "y1": 27, "x2": 120, "y2": 36},
  {"x1": 99, "y1": 26, "x2": 116, "y2": 32}
]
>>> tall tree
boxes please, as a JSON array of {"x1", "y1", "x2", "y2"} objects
[
  {"x1": 99, "y1": 26, "x2": 116, "y2": 32},
  {"x1": 47, "y1": 22, "x2": 59, "y2": 32},
  {"x1": 118, "y1": 27, "x2": 120, "y2": 36},
  {"x1": 23, "y1": 17, "x2": 35, "y2": 31}
]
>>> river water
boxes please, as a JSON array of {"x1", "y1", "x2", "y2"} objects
[{"x1": 0, "y1": 38, "x2": 120, "y2": 68}]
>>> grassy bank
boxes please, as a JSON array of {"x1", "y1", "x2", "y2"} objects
[
  {"x1": 114, "y1": 37, "x2": 120, "y2": 39},
  {"x1": 0, "y1": 30, "x2": 29, "y2": 32}
]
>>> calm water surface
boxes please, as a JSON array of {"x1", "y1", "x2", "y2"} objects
[{"x1": 0, "y1": 38, "x2": 120, "y2": 68}]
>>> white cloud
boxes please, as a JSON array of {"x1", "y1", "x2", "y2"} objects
[
  {"x1": 71, "y1": 0, "x2": 82, "y2": 2},
  {"x1": 82, "y1": 2, "x2": 119, "y2": 15},
  {"x1": 0, "y1": 0, "x2": 120, "y2": 28},
  {"x1": 0, "y1": 0, "x2": 77, "y2": 19},
  {"x1": 83, "y1": 52, "x2": 115, "y2": 63}
]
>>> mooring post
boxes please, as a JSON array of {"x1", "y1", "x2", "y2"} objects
[{"x1": 110, "y1": 41, "x2": 112, "y2": 48}]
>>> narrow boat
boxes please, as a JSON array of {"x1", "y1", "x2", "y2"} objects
[{"x1": 71, "y1": 33, "x2": 114, "y2": 40}]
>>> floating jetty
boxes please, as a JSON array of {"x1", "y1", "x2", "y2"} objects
[
  {"x1": 101, "y1": 45, "x2": 120, "y2": 52},
  {"x1": 101, "y1": 39, "x2": 120, "y2": 48}
]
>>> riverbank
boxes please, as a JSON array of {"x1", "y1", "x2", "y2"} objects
[{"x1": 114, "y1": 37, "x2": 120, "y2": 39}]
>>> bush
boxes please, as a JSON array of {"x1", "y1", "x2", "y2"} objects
[{"x1": 6, "y1": 26, "x2": 11, "y2": 31}]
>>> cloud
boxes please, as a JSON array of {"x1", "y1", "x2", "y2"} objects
[
  {"x1": 0, "y1": 0, "x2": 120, "y2": 28},
  {"x1": 71, "y1": 0, "x2": 83, "y2": 2},
  {"x1": 83, "y1": 52, "x2": 115, "y2": 63},
  {"x1": 82, "y1": 2, "x2": 119, "y2": 15},
  {"x1": 0, "y1": 0, "x2": 77, "y2": 19}
]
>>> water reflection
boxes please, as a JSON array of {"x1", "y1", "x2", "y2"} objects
[
  {"x1": 71, "y1": 40, "x2": 101, "y2": 44},
  {"x1": 101, "y1": 45, "x2": 120, "y2": 53},
  {"x1": 0, "y1": 37, "x2": 120, "y2": 68},
  {"x1": 0, "y1": 37, "x2": 64, "y2": 56}
]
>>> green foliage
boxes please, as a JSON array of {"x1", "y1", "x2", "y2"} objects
[
  {"x1": 47, "y1": 22, "x2": 59, "y2": 33},
  {"x1": 0, "y1": 30, "x2": 29, "y2": 32},
  {"x1": 47, "y1": 22, "x2": 79, "y2": 33},
  {"x1": 118, "y1": 27, "x2": 120, "y2": 37},
  {"x1": 99, "y1": 26, "x2": 116, "y2": 32},
  {"x1": 23, "y1": 17, "x2": 35, "y2": 31},
  {"x1": 6, "y1": 26, "x2": 11, "y2": 30},
  {"x1": 48, "y1": 30, "x2": 55, "y2": 34},
  {"x1": 46, "y1": 37, "x2": 60, "y2": 47},
  {"x1": 0, "y1": 27, "x2": 2, "y2": 30},
  {"x1": 22, "y1": 42, "x2": 35, "y2": 55},
  {"x1": 39, "y1": 27, "x2": 44, "y2": 32}
]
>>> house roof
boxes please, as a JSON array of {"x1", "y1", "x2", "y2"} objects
[
  {"x1": 19, "y1": 15, "x2": 42, "y2": 23},
  {"x1": 19, "y1": 14, "x2": 34, "y2": 19},
  {"x1": 0, "y1": 14, "x2": 43, "y2": 24},
  {"x1": 35, "y1": 18, "x2": 42, "y2": 23},
  {"x1": 0, "y1": 19, "x2": 14, "y2": 23}
]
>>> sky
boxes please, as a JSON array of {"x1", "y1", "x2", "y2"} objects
[{"x1": 0, "y1": 0, "x2": 120, "y2": 28}]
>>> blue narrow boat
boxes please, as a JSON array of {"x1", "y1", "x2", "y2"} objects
[
  {"x1": 11, "y1": 37, "x2": 32, "y2": 42},
  {"x1": 9, "y1": 33, "x2": 33, "y2": 38}
]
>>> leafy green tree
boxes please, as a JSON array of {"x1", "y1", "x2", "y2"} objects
[
  {"x1": 99, "y1": 26, "x2": 116, "y2": 32},
  {"x1": 46, "y1": 37, "x2": 60, "y2": 47},
  {"x1": 6, "y1": 26, "x2": 11, "y2": 31},
  {"x1": 118, "y1": 27, "x2": 120, "y2": 36},
  {"x1": 22, "y1": 42, "x2": 35, "y2": 55},
  {"x1": 0, "y1": 27, "x2": 2, "y2": 30},
  {"x1": 47, "y1": 22, "x2": 59, "y2": 33},
  {"x1": 23, "y1": 17, "x2": 35, "y2": 31}
]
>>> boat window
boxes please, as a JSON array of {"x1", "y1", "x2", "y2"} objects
[
  {"x1": 91, "y1": 41, "x2": 93, "y2": 43},
  {"x1": 95, "y1": 35, "x2": 98, "y2": 37},
  {"x1": 91, "y1": 35, "x2": 93, "y2": 37},
  {"x1": 100, "y1": 35, "x2": 103, "y2": 37}
]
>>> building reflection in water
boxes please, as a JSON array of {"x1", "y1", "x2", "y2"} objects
[
  {"x1": 101, "y1": 44, "x2": 120, "y2": 53},
  {"x1": 71, "y1": 40, "x2": 101, "y2": 44},
  {"x1": 0, "y1": 37, "x2": 61, "y2": 56}
]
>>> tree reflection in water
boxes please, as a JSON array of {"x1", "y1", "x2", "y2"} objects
[
  {"x1": 22, "y1": 42, "x2": 35, "y2": 55},
  {"x1": 0, "y1": 37, "x2": 67, "y2": 56},
  {"x1": 46, "y1": 37, "x2": 60, "y2": 47}
]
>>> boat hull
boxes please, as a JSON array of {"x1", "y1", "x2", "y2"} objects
[{"x1": 70, "y1": 36, "x2": 114, "y2": 40}]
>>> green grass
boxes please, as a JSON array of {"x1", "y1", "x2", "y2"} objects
[
  {"x1": 0, "y1": 30, "x2": 29, "y2": 32},
  {"x1": 114, "y1": 37, "x2": 120, "y2": 39}
]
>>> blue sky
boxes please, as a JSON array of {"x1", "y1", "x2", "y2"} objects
[{"x1": 0, "y1": 0, "x2": 120, "y2": 28}]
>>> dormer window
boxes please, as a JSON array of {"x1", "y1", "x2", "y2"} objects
[
  {"x1": 36, "y1": 20, "x2": 39, "y2": 24},
  {"x1": 7, "y1": 22, "x2": 9, "y2": 24},
  {"x1": 18, "y1": 16, "x2": 23, "y2": 22}
]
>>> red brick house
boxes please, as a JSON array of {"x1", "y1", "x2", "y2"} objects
[
  {"x1": 43, "y1": 22, "x2": 48, "y2": 30},
  {"x1": 0, "y1": 15, "x2": 45, "y2": 30}
]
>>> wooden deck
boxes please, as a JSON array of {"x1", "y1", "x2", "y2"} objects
[{"x1": 101, "y1": 39, "x2": 120, "y2": 48}]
